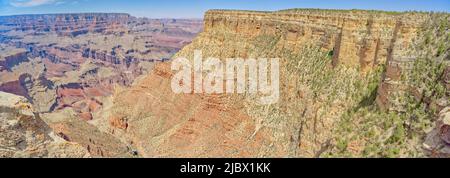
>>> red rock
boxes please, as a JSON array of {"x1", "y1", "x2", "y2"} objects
[
  {"x1": 78, "y1": 112, "x2": 93, "y2": 121},
  {"x1": 109, "y1": 116, "x2": 128, "y2": 130},
  {"x1": 0, "y1": 13, "x2": 130, "y2": 37}
]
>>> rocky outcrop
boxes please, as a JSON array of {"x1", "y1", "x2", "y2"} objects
[
  {"x1": 0, "y1": 13, "x2": 203, "y2": 157},
  {"x1": 0, "y1": 80, "x2": 28, "y2": 97},
  {"x1": 424, "y1": 107, "x2": 450, "y2": 157},
  {"x1": 0, "y1": 51, "x2": 28, "y2": 71},
  {"x1": 0, "y1": 91, "x2": 90, "y2": 157},
  {"x1": 377, "y1": 60, "x2": 449, "y2": 112},
  {"x1": 109, "y1": 63, "x2": 269, "y2": 157},
  {"x1": 49, "y1": 118, "x2": 134, "y2": 157},
  {"x1": 204, "y1": 9, "x2": 424, "y2": 71},
  {"x1": 55, "y1": 83, "x2": 105, "y2": 120},
  {"x1": 107, "y1": 9, "x2": 446, "y2": 157},
  {"x1": 19, "y1": 73, "x2": 57, "y2": 113},
  {"x1": 376, "y1": 14, "x2": 449, "y2": 112},
  {"x1": 0, "y1": 91, "x2": 132, "y2": 157},
  {"x1": 439, "y1": 109, "x2": 450, "y2": 145}
]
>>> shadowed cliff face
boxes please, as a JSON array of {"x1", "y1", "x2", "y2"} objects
[{"x1": 108, "y1": 9, "x2": 448, "y2": 157}]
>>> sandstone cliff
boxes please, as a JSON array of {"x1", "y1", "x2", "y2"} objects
[
  {"x1": 107, "y1": 9, "x2": 448, "y2": 157},
  {"x1": 1, "y1": 9, "x2": 447, "y2": 158},
  {"x1": 203, "y1": 9, "x2": 424, "y2": 71}
]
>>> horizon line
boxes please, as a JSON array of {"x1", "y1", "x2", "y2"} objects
[{"x1": 0, "y1": 7, "x2": 449, "y2": 18}]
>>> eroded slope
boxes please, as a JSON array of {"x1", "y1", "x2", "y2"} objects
[{"x1": 108, "y1": 9, "x2": 448, "y2": 157}]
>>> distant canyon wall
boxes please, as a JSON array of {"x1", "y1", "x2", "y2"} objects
[
  {"x1": 0, "y1": 13, "x2": 131, "y2": 36},
  {"x1": 0, "y1": 13, "x2": 202, "y2": 119}
]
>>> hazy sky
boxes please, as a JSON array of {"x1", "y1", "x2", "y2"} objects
[{"x1": 0, "y1": 0, "x2": 449, "y2": 18}]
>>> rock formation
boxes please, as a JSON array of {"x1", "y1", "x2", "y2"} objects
[
  {"x1": 107, "y1": 9, "x2": 448, "y2": 157},
  {"x1": 0, "y1": 13, "x2": 202, "y2": 117},
  {"x1": 1, "y1": 9, "x2": 448, "y2": 158},
  {"x1": 203, "y1": 9, "x2": 424, "y2": 71},
  {"x1": 0, "y1": 13, "x2": 131, "y2": 37},
  {"x1": 0, "y1": 13, "x2": 202, "y2": 157},
  {"x1": 0, "y1": 91, "x2": 90, "y2": 158},
  {"x1": 424, "y1": 107, "x2": 450, "y2": 157}
]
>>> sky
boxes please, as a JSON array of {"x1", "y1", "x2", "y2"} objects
[{"x1": 0, "y1": 0, "x2": 449, "y2": 18}]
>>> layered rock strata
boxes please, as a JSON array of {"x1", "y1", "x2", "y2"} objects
[
  {"x1": 107, "y1": 9, "x2": 446, "y2": 157},
  {"x1": 0, "y1": 91, "x2": 90, "y2": 157},
  {"x1": 0, "y1": 13, "x2": 131, "y2": 37}
]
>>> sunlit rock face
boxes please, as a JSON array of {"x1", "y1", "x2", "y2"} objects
[
  {"x1": 203, "y1": 10, "x2": 424, "y2": 71},
  {"x1": 0, "y1": 13, "x2": 131, "y2": 37},
  {"x1": 0, "y1": 13, "x2": 202, "y2": 116},
  {"x1": 1, "y1": 9, "x2": 447, "y2": 158},
  {"x1": 108, "y1": 9, "x2": 450, "y2": 158},
  {"x1": 106, "y1": 9, "x2": 441, "y2": 157},
  {"x1": 0, "y1": 13, "x2": 202, "y2": 157},
  {"x1": 0, "y1": 91, "x2": 90, "y2": 158}
]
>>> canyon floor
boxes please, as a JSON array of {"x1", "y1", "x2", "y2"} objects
[{"x1": 0, "y1": 9, "x2": 449, "y2": 158}]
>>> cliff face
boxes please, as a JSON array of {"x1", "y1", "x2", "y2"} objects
[
  {"x1": 0, "y1": 51, "x2": 28, "y2": 71},
  {"x1": 199, "y1": 10, "x2": 434, "y2": 112},
  {"x1": 0, "y1": 13, "x2": 131, "y2": 36},
  {"x1": 0, "y1": 91, "x2": 133, "y2": 157},
  {"x1": 0, "y1": 91, "x2": 90, "y2": 158},
  {"x1": 376, "y1": 14, "x2": 449, "y2": 113},
  {"x1": 203, "y1": 10, "x2": 424, "y2": 71},
  {"x1": 1, "y1": 9, "x2": 446, "y2": 157},
  {"x1": 108, "y1": 9, "x2": 447, "y2": 157}
]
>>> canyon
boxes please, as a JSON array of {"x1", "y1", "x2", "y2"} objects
[
  {"x1": 0, "y1": 91, "x2": 90, "y2": 157},
  {"x1": 0, "y1": 13, "x2": 202, "y2": 116},
  {"x1": 0, "y1": 13, "x2": 202, "y2": 157},
  {"x1": 0, "y1": 9, "x2": 448, "y2": 157},
  {"x1": 106, "y1": 9, "x2": 448, "y2": 157}
]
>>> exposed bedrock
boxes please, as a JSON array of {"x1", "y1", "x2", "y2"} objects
[
  {"x1": 107, "y1": 9, "x2": 447, "y2": 157},
  {"x1": 0, "y1": 91, "x2": 90, "y2": 158},
  {"x1": 19, "y1": 73, "x2": 57, "y2": 113},
  {"x1": 204, "y1": 10, "x2": 424, "y2": 72},
  {"x1": 0, "y1": 13, "x2": 131, "y2": 37},
  {"x1": 0, "y1": 51, "x2": 28, "y2": 72}
]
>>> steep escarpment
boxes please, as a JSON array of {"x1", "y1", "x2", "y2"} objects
[
  {"x1": 108, "y1": 9, "x2": 448, "y2": 157},
  {"x1": 0, "y1": 91, "x2": 90, "y2": 158},
  {"x1": 1, "y1": 9, "x2": 446, "y2": 158},
  {"x1": 377, "y1": 14, "x2": 449, "y2": 112},
  {"x1": 0, "y1": 51, "x2": 28, "y2": 71},
  {"x1": 203, "y1": 9, "x2": 424, "y2": 71},
  {"x1": 0, "y1": 91, "x2": 133, "y2": 157},
  {"x1": 0, "y1": 13, "x2": 131, "y2": 37}
]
